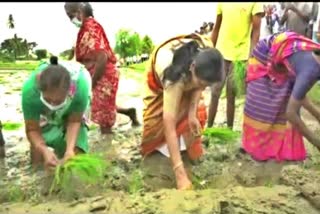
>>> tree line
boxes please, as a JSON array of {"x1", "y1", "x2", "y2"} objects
[{"x1": 0, "y1": 15, "x2": 155, "y2": 64}]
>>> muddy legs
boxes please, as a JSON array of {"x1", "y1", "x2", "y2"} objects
[
  {"x1": 0, "y1": 121, "x2": 5, "y2": 158},
  {"x1": 117, "y1": 107, "x2": 140, "y2": 127}
]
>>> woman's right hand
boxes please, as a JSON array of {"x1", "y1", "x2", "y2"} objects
[
  {"x1": 42, "y1": 147, "x2": 59, "y2": 171},
  {"x1": 174, "y1": 165, "x2": 193, "y2": 190}
]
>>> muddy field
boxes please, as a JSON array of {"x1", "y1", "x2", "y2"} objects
[{"x1": 1, "y1": 68, "x2": 320, "y2": 214}]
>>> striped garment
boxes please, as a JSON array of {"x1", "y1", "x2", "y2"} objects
[{"x1": 242, "y1": 31, "x2": 320, "y2": 162}]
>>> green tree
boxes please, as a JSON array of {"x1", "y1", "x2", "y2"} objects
[
  {"x1": 35, "y1": 49, "x2": 47, "y2": 60},
  {"x1": 129, "y1": 32, "x2": 142, "y2": 56},
  {"x1": 114, "y1": 29, "x2": 142, "y2": 60},
  {"x1": 141, "y1": 35, "x2": 154, "y2": 55},
  {"x1": 7, "y1": 14, "x2": 15, "y2": 30},
  {"x1": 0, "y1": 34, "x2": 37, "y2": 60},
  {"x1": 60, "y1": 48, "x2": 74, "y2": 60}
]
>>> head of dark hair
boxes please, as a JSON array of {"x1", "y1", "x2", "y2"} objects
[
  {"x1": 80, "y1": 2, "x2": 94, "y2": 17},
  {"x1": 38, "y1": 56, "x2": 71, "y2": 93},
  {"x1": 64, "y1": 2, "x2": 94, "y2": 17},
  {"x1": 193, "y1": 48, "x2": 224, "y2": 83},
  {"x1": 162, "y1": 41, "x2": 200, "y2": 83},
  {"x1": 162, "y1": 41, "x2": 223, "y2": 85},
  {"x1": 64, "y1": 2, "x2": 81, "y2": 13}
]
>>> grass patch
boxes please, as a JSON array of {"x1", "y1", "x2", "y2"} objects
[
  {"x1": 2, "y1": 122, "x2": 23, "y2": 131},
  {"x1": 0, "y1": 60, "x2": 40, "y2": 71},
  {"x1": 126, "y1": 62, "x2": 146, "y2": 73}
]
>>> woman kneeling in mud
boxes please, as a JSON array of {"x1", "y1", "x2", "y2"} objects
[
  {"x1": 22, "y1": 56, "x2": 91, "y2": 170},
  {"x1": 141, "y1": 34, "x2": 224, "y2": 190}
]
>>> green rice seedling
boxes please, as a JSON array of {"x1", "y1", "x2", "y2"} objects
[
  {"x1": 127, "y1": 169, "x2": 144, "y2": 194},
  {"x1": 3, "y1": 185, "x2": 24, "y2": 202},
  {"x1": 232, "y1": 60, "x2": 247, "y2": 97},
  {"x1": 49, "y1": 154, "x2": 109, "y2": 195},
  {"x1": 202, "y1": 127, "x2": 240, "y2": 145},
  {"x1": 264, "y1": 180, "x2": 274, "y2": 188},
  {"x1": 191, "y1": 174, "x2": 208, "y2": 190}
]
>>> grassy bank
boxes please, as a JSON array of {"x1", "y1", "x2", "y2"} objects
[
  {"x1": 126, "y1": 62, "x2": 146, "y2": 73},
  {"x1": 0, "y1": 60, "x2": 40, "y2": 71}
]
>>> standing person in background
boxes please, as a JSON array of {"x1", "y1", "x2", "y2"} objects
[
  {"x1": 277, "y1": 2, "x2": 287, "y2": 33},
  {"x1": 310, "y1": 2, "x2": 319, "y2": 42},
  {"x1": 208, "y1": 2, "x2": 264, "y2": 129},
  {"x1": 64, "y1": 2, "x2": 140, "y2": 135},
  {"x1": 280, "y1": 2, "x2": 312, "y2": 37}
]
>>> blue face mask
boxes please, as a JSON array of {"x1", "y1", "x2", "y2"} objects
[{"x1": 71, "y1": 17, "x2": 82, "y2": 28}]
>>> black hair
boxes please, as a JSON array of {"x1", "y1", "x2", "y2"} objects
[
  {"x1": 194, "y1": 48, "x2": 223, "y2": 83},
  {"x1": 163, "y1": 41, "x2": 200, "y2": 83},
  {"x1": 64, "y1": 2, "x2": 94, "y2": 17},
  {"x1": 38, "y1": 56, "x2": 71, "y2": 93},
  {"x1": 162, "y1": 41, "x2": 223, "y2": 84},
  {"x1": 64, "y1": 2, "x2": 80, "y2": 13},
  {"x1": 80, "y1": 2, "x2": 94, "y2": 17}
]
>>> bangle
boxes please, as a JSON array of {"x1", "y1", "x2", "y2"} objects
[{"x1": 173, "y1": 161, "x2": 183, "y2": 171}]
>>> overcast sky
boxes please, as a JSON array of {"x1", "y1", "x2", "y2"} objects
[{"x1": 0, "y1": 2, "x2": 218, "y2": 55}]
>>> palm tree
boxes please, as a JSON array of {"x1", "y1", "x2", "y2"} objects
[{"x1": 7, "y1": 14, "x2": 15, "y2": 30}]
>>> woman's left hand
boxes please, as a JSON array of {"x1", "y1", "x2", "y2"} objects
[
  {"x1": 63, "y1": 150, "x2": 75, "y2": 163},
  {"x1": 189, "y1": 116, "x2": 202, "y2": 137}
]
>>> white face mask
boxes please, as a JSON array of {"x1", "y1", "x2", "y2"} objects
[
  {"x1": 40, "y1": 93, "x2": 68, "y2": 111},
  {"x1": 71, "y1": 17, "x2": 82, "y2": 28}
]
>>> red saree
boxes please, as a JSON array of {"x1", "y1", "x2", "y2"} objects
[{"x1": 76, "y1": 17, "x2": 119, "y2": 128}]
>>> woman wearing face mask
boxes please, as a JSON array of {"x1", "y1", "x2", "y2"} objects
[
  {"x1": 141, "y1": 34, "x2": 224, "y2": 190},
  {"x1": 64, "y1": 2, "x2": 140, "y2": 135},
  {"x1": 22, "y1": 56, "x2": 91, "y2": 170}
]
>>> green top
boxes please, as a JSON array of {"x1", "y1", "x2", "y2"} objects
[{"x1": 22, "y1": 60, "x2": 91, "y2": 126}]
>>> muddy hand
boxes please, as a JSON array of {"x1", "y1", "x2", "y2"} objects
[
  {"x1": 174, "y1": 163, "x2": 193, "y2": 190},
  {"x1": 43, "y1": 148, "x2": 59, "y2": 171},
  {"x1": 62, "y1": 150, "x2": 75, "y2": 164},
  {"x1": 189, "y1": 117, "x2": 201, "y2": 137}
]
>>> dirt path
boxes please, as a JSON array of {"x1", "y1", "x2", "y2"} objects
[{"x1": 1, "y1": 69, "x2": 320, "y2": 213}]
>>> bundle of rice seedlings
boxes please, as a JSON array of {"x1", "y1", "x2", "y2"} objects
[
  {"x1": 202, "y1": 127, "x2": 240, "y2": 144},
  {"x1": 232, "y1": 60, "x2": 247, "y2": 97},
  {"x1": 49, "y1": 154, "x2": 108, "y2": 195}
]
